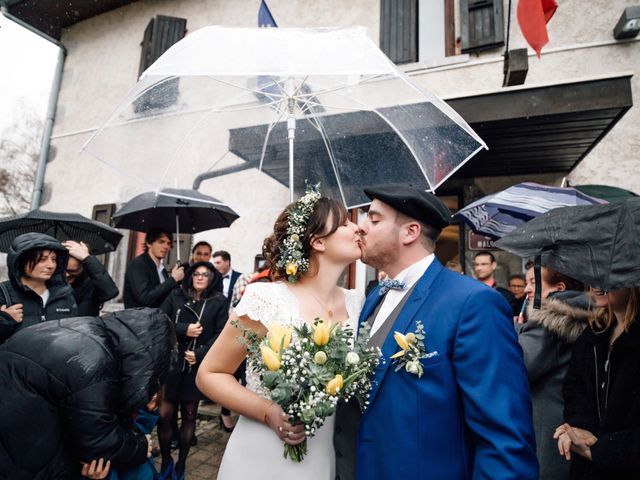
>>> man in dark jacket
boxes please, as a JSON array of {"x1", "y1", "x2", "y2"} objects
[
  {"x1": 63, "y1": 240, "x2": 119, "y2": 316},
  {"x1": 473, "y1": 250, "x2": 519, "y2": 316},
  {"x1": 0, "y1": 308, "x2": 175, "y2": 479},
  {"x1": 123, "y1": 227, "x2": 184, "y2": 308},
  {"x1": 0, "y1": 232, "x2": 77, "y2": 342}
]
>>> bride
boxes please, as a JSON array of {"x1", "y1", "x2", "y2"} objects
[{"x1": 196, "y1": 192, "x2": 363, "y2": 479}]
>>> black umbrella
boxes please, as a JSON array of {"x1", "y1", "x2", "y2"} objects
[
  {"x1": 0, "y1": 209, "x2": 123, "y2": 254},
  {"x1": 112, "y1": 188, "x2": 239, "y2": 262},
  {"x1": 495, "y1": 198, "x2": 640, "y2": 292}
]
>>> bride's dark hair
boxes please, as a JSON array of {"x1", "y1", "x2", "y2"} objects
[{"x1": 263, "y1": 197, "x2": 348, "y2": 281}]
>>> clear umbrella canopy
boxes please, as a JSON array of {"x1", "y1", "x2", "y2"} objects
[{"x1": 82, "y1": 26, "x2": 486, "y2": 209}]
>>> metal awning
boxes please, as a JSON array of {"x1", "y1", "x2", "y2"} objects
[
  {"x1": 448, "y1": 73, "x2": 633, "y2": 178},
  {"x1": 2, "y1": 0, "x2": 137, "y2": 39},
  {"x1": 217, "y1": 73, "x2": 632, "y2": 190}
]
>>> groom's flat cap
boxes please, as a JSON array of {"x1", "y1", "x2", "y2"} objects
[{"x1": 364, "y1": 185, "x2": 451, "y2": 229}]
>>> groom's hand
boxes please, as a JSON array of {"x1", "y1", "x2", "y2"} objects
[{"x1": 265, "y1": 403, "x2": 306, "y2": 445}]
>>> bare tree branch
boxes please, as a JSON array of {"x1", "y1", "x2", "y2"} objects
[{"x1": 0, "y1": 99, "x2": 43, "y2": 217}]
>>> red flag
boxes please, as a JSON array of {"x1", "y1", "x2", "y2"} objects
[{"x1": 517, "y1": 0, "x2": 558, "y2": 58}]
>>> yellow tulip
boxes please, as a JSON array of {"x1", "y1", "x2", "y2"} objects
[
  {"x1": 390, "y1": 350, "x2": 406, "y2": 359},
  {"x1": 313, "y1": 321, "x2": 331, "y2": 346},
  {"x1": 394, "y1": 331, "x2": 410, "y2": 351},
  {"x1": 326, "y1": 374, "x2": 344, "y2": 395},
  {"x1": 405, "y1": 332, "x2": 416, "y2": 344},
  {"x1": 286, "y1": 262, "x2": 298, "y2": 276},
  {"x1": 268, "y1": 323, "x2": 292, "y2": 353},
  {"x1": 260, "y1": 346, "x2": 281, "y2": 371}
]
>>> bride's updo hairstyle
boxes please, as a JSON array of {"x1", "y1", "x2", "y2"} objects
[{"x1": 264, "y1": 194, "x2": 348, "y2": 283}]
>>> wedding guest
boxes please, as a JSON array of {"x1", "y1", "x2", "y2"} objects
[
  {"x1": 158, "y1": 262, "x2": 227, "y2": 479},
  {"x1": 474, "y1": 250, "x2": 519, "y2": 315},
  {"x1": 0, "y1": 232, "x2": 77, "y2": 342},
  {"x1": 555, "y1": 286, "x2": 640, "y2": 480},
  {"x1": 123, "y1": 227, "x2": 184, "y2": 308},
  {"x1": 518, "y1": 265, "x2": 590, "y2": 479},
  {"x1": 190, "y1": 241, "x2": 212, "y2": 265},
  {"x1": 0, "y1": 308, "x2": 174, "y2": 477},
  {"x1": 63, "y1": 240, "x2": 118, "y2": 316},
  {"x1": 212, "y1": 250, "x2": 241, "y2": 302}
]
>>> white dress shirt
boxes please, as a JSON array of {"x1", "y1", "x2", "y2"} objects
[
  {"x1": 370, "y1": 254, "x2": 435, "y2": 335},
  {"x1": 222, "y1": 272, "x2": 231, "y2": 298},
  {"x1": 156, "y1": 262, "x2": 166, "y2": 284}
]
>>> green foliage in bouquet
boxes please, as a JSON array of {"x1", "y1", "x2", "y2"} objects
[{"x1": 233, "y1": 318, "x2": 381, "y2": 462}]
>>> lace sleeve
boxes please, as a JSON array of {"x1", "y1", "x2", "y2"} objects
[{"x1": 233, "y1": 282, "x2": 281, "y2": 325}]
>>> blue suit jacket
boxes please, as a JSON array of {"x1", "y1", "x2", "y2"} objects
[{"x1": 357, "y1": 259, "x2": 538, "y2": 480}]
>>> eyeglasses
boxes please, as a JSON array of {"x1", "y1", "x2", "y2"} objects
[{"x1": 192, "y1": 272, "x2": 211, "y2": 278}]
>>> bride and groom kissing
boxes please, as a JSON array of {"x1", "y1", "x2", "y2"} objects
[{"x1": 197, "y1": 185, "x2": 539, "y2": 480}]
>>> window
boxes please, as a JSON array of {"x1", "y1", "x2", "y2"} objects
[
  {"x1": 380, "y1": 0, "x2": 418, "y2": 64},
  {"x1": 460, "y1": 0, "x2": 504, "y2": 53},
  {"x1": 135, "y1": 15, "x2": 187, "y2": 112},
  {"x1": 380, "y1": 0, "x2": 457, "y2": 65}
]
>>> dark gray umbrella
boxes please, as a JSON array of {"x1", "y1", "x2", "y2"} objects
[
  {"x1": 0, "y1": 209, "x2": 123, "y2": 254},
  {"x1": 112, "y1": 188, "x2": 239, "y2": 261},
  {"x1": 495, "y1": 198, "x2": 640, "y2": 291}
]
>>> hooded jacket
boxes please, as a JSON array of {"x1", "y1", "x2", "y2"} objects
[
  {"x1": 0, "y1": 232, "x2": 77, "y2": 342},
  {"x1": 517, "y1": 291, "x2": 592, "y2": 480},
  {"x1": 160, "y1": 261, "x2": 227, "y2": 367},
  {"x1": 0, "y1": 308, "x2": 175, "y2": 479}
]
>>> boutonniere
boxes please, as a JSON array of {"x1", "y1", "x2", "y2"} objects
[{"x1": 390, "y1": 321, "x2": 427, "y2": 378}]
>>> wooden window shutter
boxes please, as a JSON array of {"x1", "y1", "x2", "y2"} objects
[
  {"x1": 460, "y1": 0, "x2": 504, "y2": 53},
  {"x1": 136, "y1": 15, "x2": 187, "y2": 112},
  {"x1": 92, "y1": 203, "x2": 116, "y2": 267},
  {"x1": 379, "y1": 0, "x2": 418, "y2": 64}
]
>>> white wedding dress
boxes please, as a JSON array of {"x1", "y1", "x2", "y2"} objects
[{"x1": 217, "y1": 281, "x2": 364, "y2": 480}]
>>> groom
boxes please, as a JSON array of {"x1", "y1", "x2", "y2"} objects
[{"x1": 335, "y1": 186, "x2": 538, "y2": 480}]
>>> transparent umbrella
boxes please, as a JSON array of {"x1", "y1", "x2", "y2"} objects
[{"x1": 82, "y1": 26, "x2": 486, "y2": 208}]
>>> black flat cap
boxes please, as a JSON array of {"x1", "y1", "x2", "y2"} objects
[{"x1": 364, "y1": 185, "x2": 451, "y2": 230}]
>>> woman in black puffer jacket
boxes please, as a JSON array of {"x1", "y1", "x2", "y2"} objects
[
  {"x1": 159, "y1": 261, "x2": 228, "y2": 479},
  {"x1": 0, "y1": 232, "x2": 77, "y2": 342},
  {"x1": 557, "y1": 286, "x2": 640, "y2": 480},
  {"x1": 0, "y1": 308, "x2": 175, "y2": 479}
]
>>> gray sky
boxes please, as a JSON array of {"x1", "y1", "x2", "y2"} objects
[{"x1": 0, "y1": 13, "x2": 59, "y2": 135}]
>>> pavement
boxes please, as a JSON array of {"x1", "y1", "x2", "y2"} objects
[{"x1": 152, "y1": 402, "x2": 231, "y2": 480}]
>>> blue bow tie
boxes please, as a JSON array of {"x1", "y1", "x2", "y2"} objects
[{"x1": 378, "y1": 278, "x2": 407, "y2": 296}]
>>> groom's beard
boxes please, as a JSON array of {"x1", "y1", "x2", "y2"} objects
[{"x1": 359, "y1": 237, "x2": 399, "y2": 271}]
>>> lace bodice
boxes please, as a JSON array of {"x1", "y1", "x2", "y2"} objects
[{"x1": 233, "y1": 282, "x2": 365, "y2": 395}]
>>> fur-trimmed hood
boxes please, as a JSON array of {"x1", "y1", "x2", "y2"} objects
[{"x1": 526, "y1": 291, "x2": 593, "y2": 344}]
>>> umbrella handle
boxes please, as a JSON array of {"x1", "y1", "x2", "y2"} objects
[
  {"x1": 176, "y1": 213, "x2": 181, "y2": 264},
  {"x1": 288, "y1": 115, "x2": 296, "y2": 203}
]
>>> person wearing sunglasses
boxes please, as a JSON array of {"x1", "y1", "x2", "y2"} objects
[{"x1": 158, "y1": 261, "x2": 227, "y2": 479}]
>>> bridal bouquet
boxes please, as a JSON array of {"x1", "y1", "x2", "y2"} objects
[{"x1": 236, "y1": 318, "x2": 381, "y2": 462}]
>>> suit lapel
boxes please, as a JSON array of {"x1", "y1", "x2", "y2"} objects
[
  {"x1": 366, "y1": 260, "x2": 444, "y2": 406},
  {"x1": 358, "y1": 284, "x2": 383, "y2": 333}
]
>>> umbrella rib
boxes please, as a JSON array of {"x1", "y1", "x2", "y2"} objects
[{"x1": 306, "y1": 113, "x2": 348, "y2": 208}]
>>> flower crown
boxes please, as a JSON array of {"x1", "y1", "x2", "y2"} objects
[{"x1": 276, "y1": 184, "x2": 322, "y2": 283}]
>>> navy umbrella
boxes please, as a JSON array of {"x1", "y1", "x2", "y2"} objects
[
  {"x1": 495, "y1": 198, "x2": 640, "y2": 292},
  {"x1": 0, "y1": 209, "x2": 123, "y2": 254},
  {"x1": 455, "y1": 182, "x2": 606, "y2": 239},
  {"x1": 112, "y1": 188, "x2": 239, "y2": 263}
]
